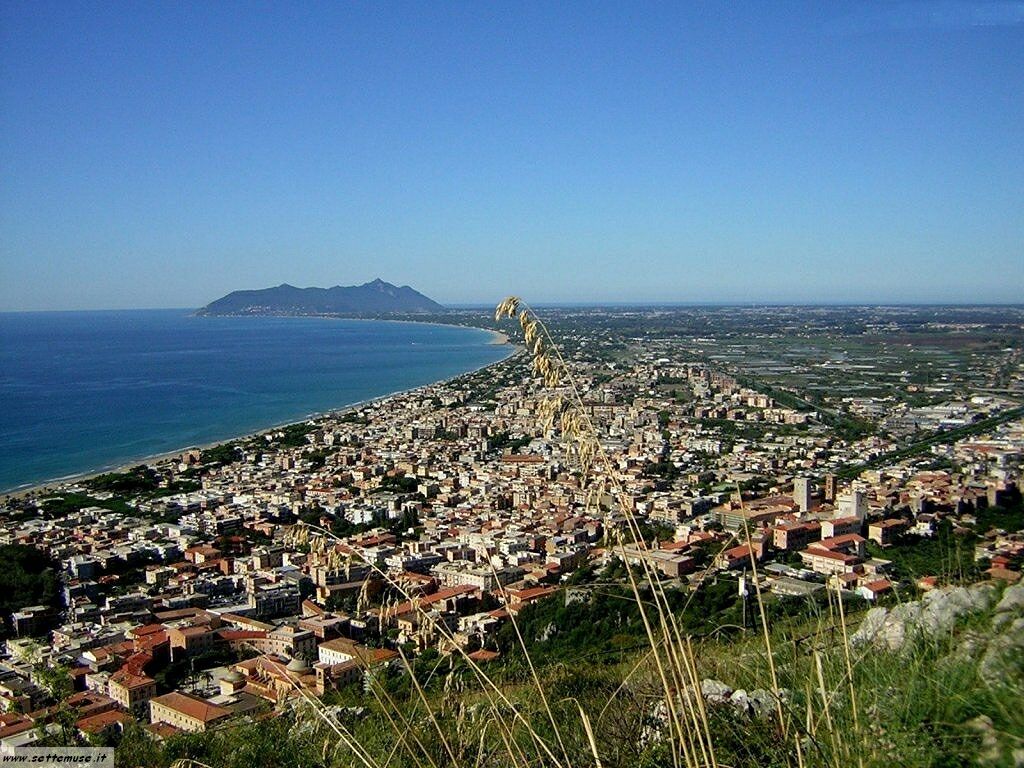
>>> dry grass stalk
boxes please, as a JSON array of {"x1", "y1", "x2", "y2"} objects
[
  {"x1": 285, "y1": 520, "x2": 571, "y2": 768},
  {"x1": 179, "y1": 296, "x2": 881, "y2": 768},
  {"x1": 497, "y1": 296, "x2": 727, "y2": 768},
  {"x1": 495, "y1": 297, "x2": 882, "y2": 768}
]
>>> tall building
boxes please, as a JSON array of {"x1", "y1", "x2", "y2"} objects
[
  {"x1": 824, "y1": 474, "x2": 838, "y2": 503},
  {"x1": 837, "y1": 490, "x2": 868, "y2": 521},
  {"x1": 793, "y1": 477, "x2": 812, "y2": 513}
]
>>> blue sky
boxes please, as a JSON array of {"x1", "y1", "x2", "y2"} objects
[{"x1": 1, "y1": 1, "x2": 1021, "y2": 310}]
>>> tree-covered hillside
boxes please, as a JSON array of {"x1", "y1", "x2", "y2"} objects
[{"x1": 0, "y1": 544, "x2": 62, "y2": 637}]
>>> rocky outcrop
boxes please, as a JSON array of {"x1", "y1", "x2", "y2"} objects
[
  {"x1": 852, "y1": 582, "x2": 1024, "y2": 689},
  {"x1": 642, "y1": 679, "x2": 788, "y2": 745},
  {"x1": 850, "y1": 583, "x2": 1000, "y2": 651},
  {"x1": 980, "y1": 583, "x2": 1024, "y2": 686}
]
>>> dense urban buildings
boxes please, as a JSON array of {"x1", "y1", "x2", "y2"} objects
[{"x1": 1, "y1": 304, "x2": 1022, "y2": 751}]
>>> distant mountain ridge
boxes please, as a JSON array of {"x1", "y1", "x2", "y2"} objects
[{"x1": 197, "y1": 279, "x2": 445, "y2": 316}]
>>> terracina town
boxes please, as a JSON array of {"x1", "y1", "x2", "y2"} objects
[{"x1": 1, "y1": 304, "x2": 1022, "y2": 760}]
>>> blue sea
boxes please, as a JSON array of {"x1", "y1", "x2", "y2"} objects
[{"x1": 0, "y1": 310, "x2": 511, "y2": 492}]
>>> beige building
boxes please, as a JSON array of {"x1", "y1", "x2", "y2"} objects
[
  {"x1": 317, "y1": 637, "x2": 357, "y2": 667},
  {"x1": 792, "y1": 477, "x2": 812, "y2": 513},
  {"x1": 868, "y1": 519, "x2": 910, "y2": 547},
  {"x1": 243, "y1": 625, "x2": 317, "y2": 662},
  {"x1": 773, "y1": 521, "x2": 820, "y2": 552},
  {"x1": 167, "y1": 625, "x2": 217, "y2": 661},
  {"x1": 432, "y1": 562, "x2": 521, "y2": 591},
  {"x1": 107, "y1": 670, "x2": 156, "y2": 716},
  {"x1": 821, "y1": 516, "x2": 862, "y2": 539},
  {"x1": 799, "y1": 548, "x2": 862, "y2": 576},
  {"x1": 149, "y1": 692, "x2": 231, "y2": 732}
]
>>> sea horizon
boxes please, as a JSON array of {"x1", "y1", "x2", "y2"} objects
[
  {"x1": 5, "y1": 299, "x2": 1024, "y2": 314},
  {"x1": 0, "y1": 309, "x2": 512, "y2": 494}
]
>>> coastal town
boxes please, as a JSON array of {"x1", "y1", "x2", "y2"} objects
[{"x1": 1, "y1": 306, "x2": 1022, "y2": 753}]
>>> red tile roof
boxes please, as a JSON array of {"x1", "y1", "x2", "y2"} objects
[
  {"x1": 218, "y1": 629, "x2": 268, "y2": 642},
  {"x1": 76, "y1": 709, "x2": 132, "y2": 734},
  {"x1": 129, "y1": 623, "x2": 167, "y2": 638},
  {"x1": 508, "y1": 586, "x2": 558, "y2": 602},
  {"x1": 0, "y1": 714, "x2": 34, "y2": 739},
  {"x1": 109, "y1": 669, "x2": 154, "y2": 690},
  {"x1": 150, "y1": 692, "x2": 231, "y2": 723},
  {"x1": 145, "y1": 721, "x2": 181, "y2": 739},
  {"x1": 862, "y1": 579, "x2": 892, "y2": 594},
  {"x1": 801, "y1": 549, "x2": 859, "y2": 563}
]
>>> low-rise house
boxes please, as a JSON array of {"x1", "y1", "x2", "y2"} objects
[
  {"x1": 314, "y1": 642, "x2": 399, "y2": 695},
  {"x1": 76, "y1": 708, "x2": 132, "y2": 739},
  {"x1": 717, "y1": 544, "x2": 759, "y2": 571},
  {"x1": 617, "y1": 544, "x2": 696, "y2": 578},
  {"x1": 799, "y1": 548, "x2": 862, "y2": 576},
  {"x1": 10, "y1": 606, "x2": 56, "y2": 638},
  {"x1": 773, "y1": 521, "x2": 821, "y2": 552},
  {"x1": 504, "y1": 586, "x2": 559, "y2": 614},
  {"x1": 868, "y1": 519, "x2": 910, "y2": 547},
  {"x1": 0, "y1": 713, "x2": 36, "y2": 745},
  {"x1": 809, "y1": 534, "x2": 867, "y2": 559},
  {"x1": 820, "y1": 516, "x2": 862, "y2": 539},
  {"x1": 857, "y1": 579, "x2": 894, "y2": 601}
]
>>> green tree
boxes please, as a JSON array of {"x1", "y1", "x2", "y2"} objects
[
  {"x1": 34, "y1": 663, "x2": 72, "y2": 701},
  {"x1": 0, "y1": 544, "x2": 62, "y2": 638}
]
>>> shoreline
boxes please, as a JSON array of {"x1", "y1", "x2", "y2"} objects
[
  {"x1": 2, "y1": 317, "x2": 518, "y2": 500},
  {"x1": 191, "y1": 310, "x2": 514, "y2": 347}
]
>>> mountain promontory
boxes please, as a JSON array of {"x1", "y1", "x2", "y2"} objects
[{"x1": 197, "y1": 278, "x2": 445, "y2": 316}]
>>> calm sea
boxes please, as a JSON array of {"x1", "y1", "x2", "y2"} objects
[{"x1": 0, "y1": 310, "x2": 510, "y2": 492}]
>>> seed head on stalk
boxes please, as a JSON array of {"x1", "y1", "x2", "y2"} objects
[{"x1": 494, "y1": 296, "x2": 602, "y2": 494}]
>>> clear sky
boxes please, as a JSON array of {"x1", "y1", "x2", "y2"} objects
[{"x1": 1, "y1": 1, "x2": 1022, "y2": 310}]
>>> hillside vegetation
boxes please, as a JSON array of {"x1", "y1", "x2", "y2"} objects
[
  {"x1": 103, "y1": 581, "x2": 1024, "y2": 767},
  {"x1": 0, "y1": 544, "x2": 62, "y2": 638}
]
